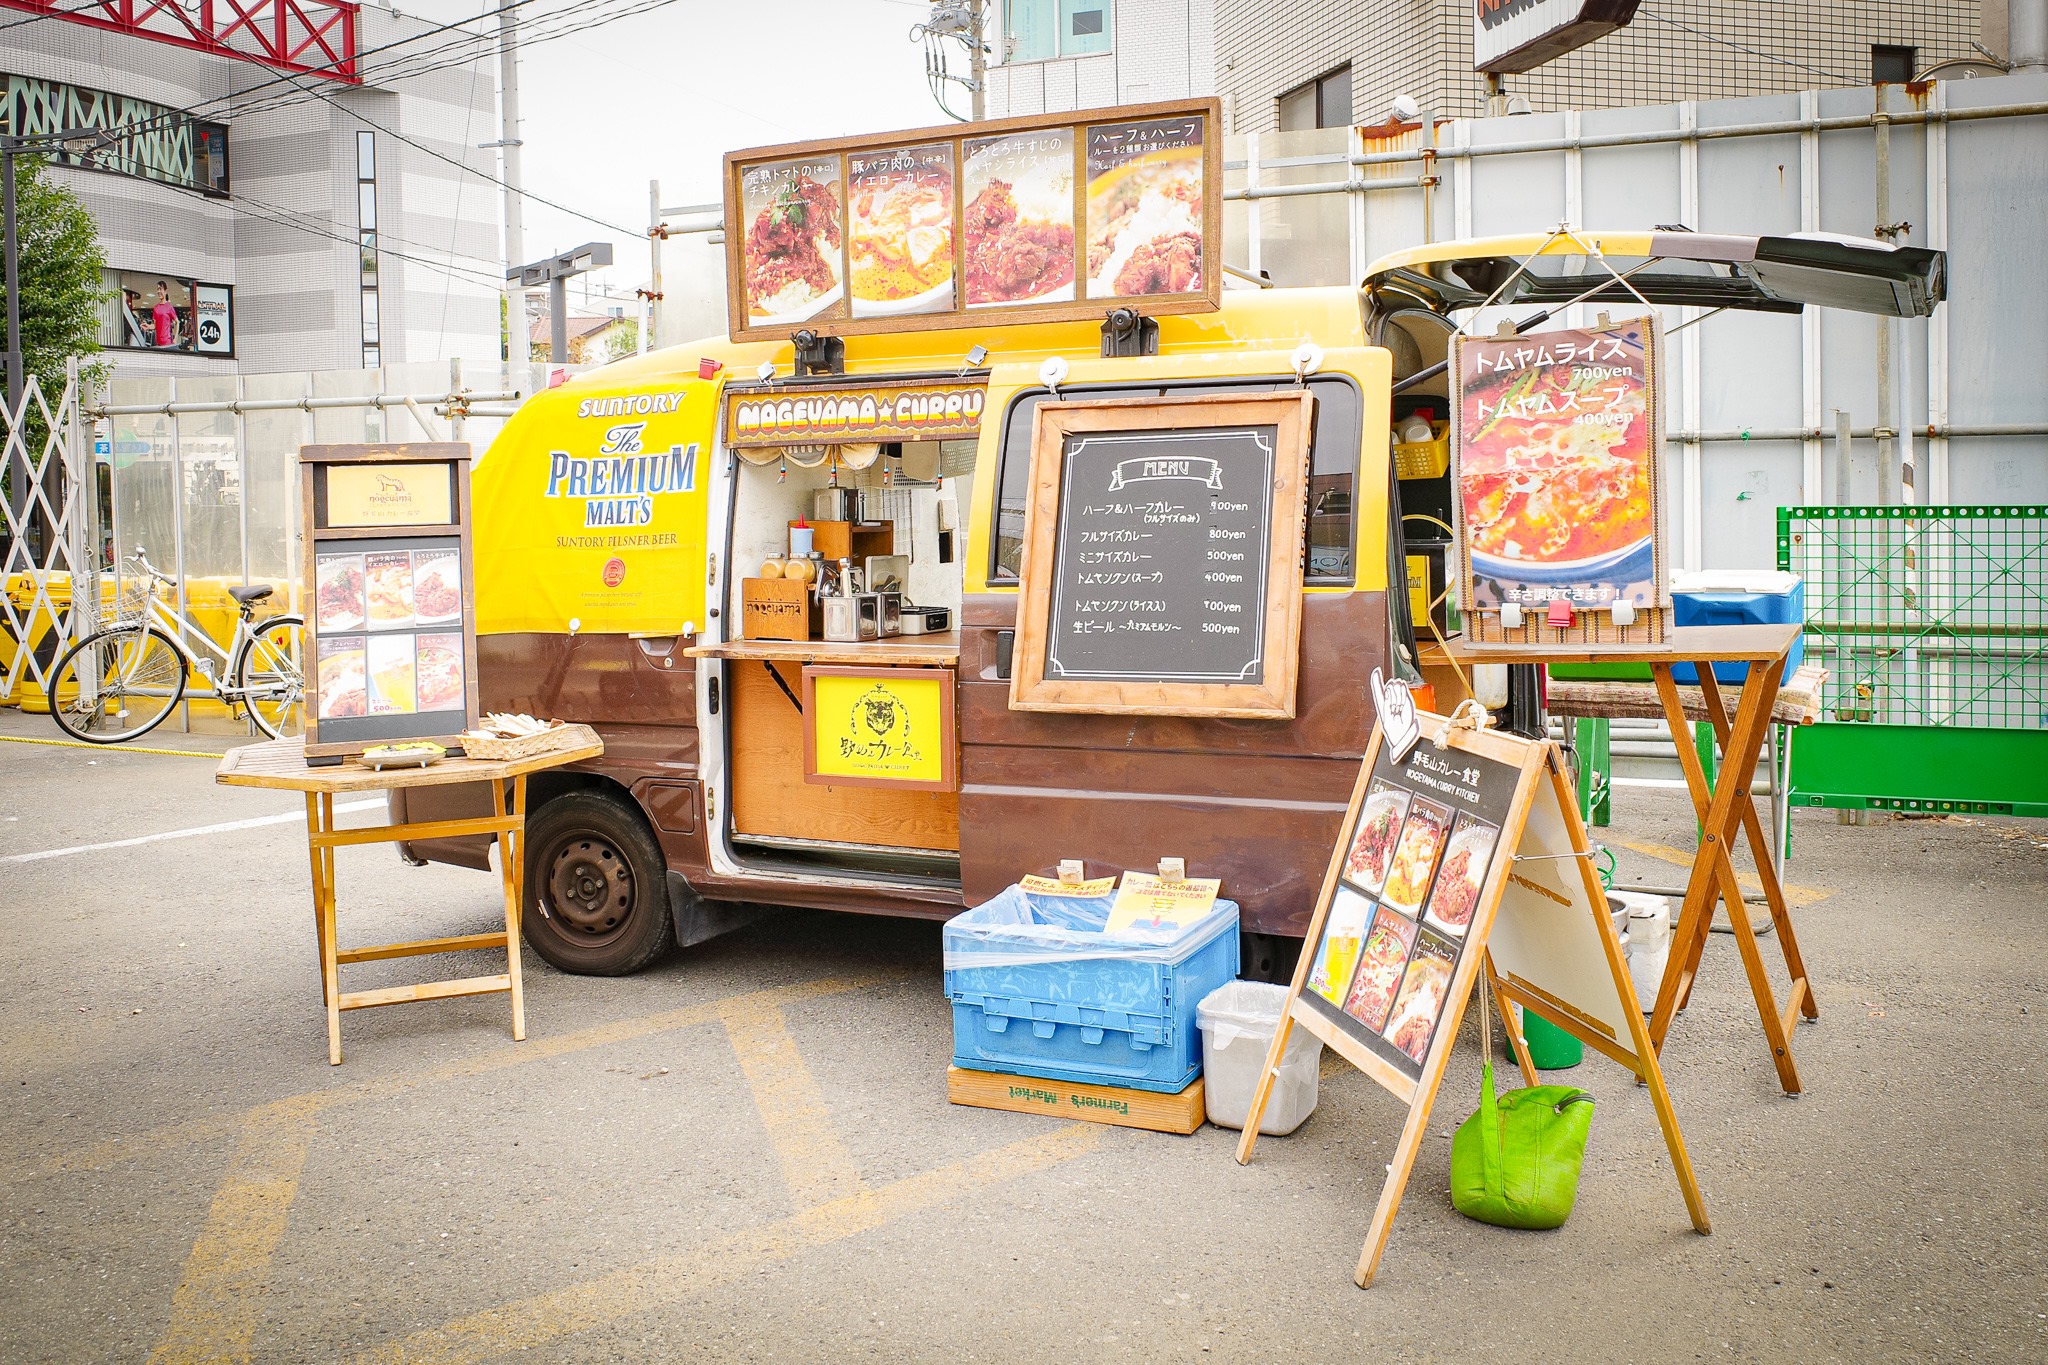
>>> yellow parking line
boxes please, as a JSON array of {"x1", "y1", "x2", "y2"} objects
[
  {"x1": 0, "y1": 733, "x2": 226, "y2": 758},
  {"x1": 28, "y1": 976, "x2": 887, "y2": 1182},
  {"x1": 342, "y1": 1123, "x2": 1106, "y2": 1365},
  {"x1": 146, "y1": 1097, "x2": 321, "y2": 1365},
  {"x1": 1612, "y1": 837, "x2": 1834, "y2": 908},
  {"x1": 720, "y1": 1000, "x2": 869, "y2": 1208}
]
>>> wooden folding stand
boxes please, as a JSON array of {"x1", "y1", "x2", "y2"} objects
[
  {"x1": 216, "y1": 735, "x2": 603, "y2": 1065},
  {"x1": 1453, "y1": 623, "x2": 1820, "y2": 1093},
  {"x1": 1235, "y1": 711, "x2": 1708, "y2": 1287}
]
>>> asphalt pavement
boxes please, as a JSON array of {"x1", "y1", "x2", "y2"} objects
[{"x1": 0, "y1": 705, "x2": 2042, "y2": 1363}]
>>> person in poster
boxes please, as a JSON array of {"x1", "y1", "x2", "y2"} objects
[
  {"x1": 848, "y1": 144, "x2": 955, "y2": 318},
  {"x1": 962, "y1": 130, "x2": 1076, "y2": 307},
  {"x1": 1084, "y1": 114, "x2": 1205, "y2": 300},
  {"x1": 739, "y1": 156, "x2": 846, "y2": 325},
  {"x1": 1455, "y1": 318, "x2": 1658, "y2": 615}
]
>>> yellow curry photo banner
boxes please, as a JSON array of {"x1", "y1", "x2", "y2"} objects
[{"x1": 802, "y1": 666, "x2": 957, "y2": 792}]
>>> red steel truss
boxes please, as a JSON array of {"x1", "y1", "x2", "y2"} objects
[{"x1": 0, "y1": 0, "x2": 360, "y2": 83}]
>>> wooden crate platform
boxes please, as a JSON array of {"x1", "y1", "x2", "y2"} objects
[{"x1": 946, "y1": 1066, "x2": 1205, "y2": 1135}]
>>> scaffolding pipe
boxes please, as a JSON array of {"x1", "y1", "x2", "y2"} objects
[{"x1": 91, "y1": 391, "x2": 526, "y2": 417}]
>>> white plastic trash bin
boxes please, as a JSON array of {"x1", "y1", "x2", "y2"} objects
[{"x1": 1197, "y1": 980, "x2": 1322, "y2": 1135}]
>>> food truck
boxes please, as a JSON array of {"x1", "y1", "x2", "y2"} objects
[{"x1": 395, "y1": 103, "x2": 1944, "y2": 979}]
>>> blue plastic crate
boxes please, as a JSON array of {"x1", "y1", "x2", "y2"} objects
[
  {"x1": 1671, "y1": 572, "x2": 1806, "y2": 685},
  {"x1": 942, "y1": 884, "x2": 1240, "y2": 1093}
]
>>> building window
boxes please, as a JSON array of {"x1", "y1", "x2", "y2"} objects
[
  {"x1": 97, "y1": 271, "x2": 233, "y2": 355},
  {"x1": 1278, "y1": 66, "x2": 1352, "y2": 131},
  {"x1": 1871, "y1": 45, "x2": 1915, "y2": 84},
  {"x1": 357, "y1": 131, "x2": 381, "y2": 367},
  {"x1": 193, "y1": 122, "x2": 230, "y2": 195},
  {"x1": 1, "y1": 76, "x2": 228, "y2": 195},
  {"x1": 1004, "y1": 0, "x2": 1111, "y2": 63}
]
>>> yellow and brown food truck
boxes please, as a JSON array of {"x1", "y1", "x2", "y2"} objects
[{"x1": 396, "y1": 105, "x2": 1944, "y2": 979}]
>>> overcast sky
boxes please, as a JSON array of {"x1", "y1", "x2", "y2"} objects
[{"x1": 407, "y1": 0, "x2": 958, "y2": 311}]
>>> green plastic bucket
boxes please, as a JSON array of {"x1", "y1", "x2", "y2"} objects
[{"x1": 1520, "y1": 1008, "x2": 1584, "y2": 1070}]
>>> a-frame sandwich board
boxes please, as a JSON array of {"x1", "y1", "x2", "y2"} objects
[{"x1": 1236, "y1": 708, "x2": 1710, "y2": 1286}]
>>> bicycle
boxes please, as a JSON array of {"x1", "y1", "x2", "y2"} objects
[{"x1": 48, "y1": 549, "x2": 305, "y2": 744}]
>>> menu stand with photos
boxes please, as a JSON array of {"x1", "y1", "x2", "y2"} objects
[
  {"x1": 1235, "y1": 680, "x2": 1709, "y2": 1287},
  {"x1": 300, "y1": 442, "x2": 480, "y2": 764}
]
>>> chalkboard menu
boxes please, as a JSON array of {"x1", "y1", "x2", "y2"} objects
[
  {"x1": 1010, "y1": 392, "x2": 1312, "y2": 719},
  {"x1": 299, "y1": 443, "x2": 480, "y2": 763}
]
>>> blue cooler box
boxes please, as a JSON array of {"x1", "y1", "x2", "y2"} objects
[
  {"x1": 943, "y1": 883, "x2": 1240, "y2": 1093},
  {"x1": 1671, "y1": 570, "x2": 1805, "y2": 685}
]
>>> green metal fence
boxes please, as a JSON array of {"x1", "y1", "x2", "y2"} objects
[{"x1": 1778, "y1": 505, "x2": 2048, "y2": 816}]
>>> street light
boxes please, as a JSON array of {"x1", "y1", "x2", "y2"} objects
[
  {"x1": 4, "y1": 126, "x2": 120, "y2": 412},
  {"x1": 508, "y1": 241, "x2": 613, "y2": 366}
]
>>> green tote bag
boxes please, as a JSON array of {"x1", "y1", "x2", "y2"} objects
[{"x1": 1449, "y1": 986, "x2": 1595, "y2": 1230}]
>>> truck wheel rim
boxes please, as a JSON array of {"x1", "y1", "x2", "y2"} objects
[{"x1": 544, "y1": 836, "x2": 633, "y2": 939}]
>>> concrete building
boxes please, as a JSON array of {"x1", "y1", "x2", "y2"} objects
[
  {"x1": 1217, "y1": 0, "x2": 1993, "y2": 133},
  {"x1": 985, "y1": 2, "x2": 2009, "y2": 129},
  {"x1": 985, "y1": 0, "x2": 1215, "y2": 116},
  {"x1": 1, "y1": 0, "x2": 503, "y2": 380}
]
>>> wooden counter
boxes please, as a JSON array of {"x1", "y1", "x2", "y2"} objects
[{"x1": 686, "y1": 632, "x2": 960, "y2": 667}]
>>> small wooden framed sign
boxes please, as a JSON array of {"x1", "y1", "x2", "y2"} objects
[
  {"x1": 1009, "y1": 390, "x2": 1313, "y2": 719},
  {"x1": 299, "y1": 443, "x2": 480, "y2": 764},
  {"x1": 1237, "y1": 708, "x2": 1709, "y2": 1286},
  {"x1": 802, "y1": 665, "x2": 958, "y2": 792}
]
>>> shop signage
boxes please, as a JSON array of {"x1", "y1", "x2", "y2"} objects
[
  {"x1": 471, "y1": 383, "x2": 714, "y2": 638},
  {"x1": 193, "y1": 283, "x2": 233, "y2": 354},
  {"x1": 802, "y1": 665, "x2": 958, "y2": 791},
  {"x1": 1452, "y1": 315, "x2": 1668, "y2": 644},
  {"x1": 1009, "y1": 391, "x2": 1312, "y2": 720},
  {"x1": 723, "y1": 379, "x2": 988, "y2": 447},
  {"x1": 1473, "y1": 0, "x2": 1639, "y2": 73},
  {"x1": 300, "y1": 443, "x2": 480, "y2": 763},
  {"x1": 1237, "y1": 711, "x2": 1709, "y2": 1286},
  {"x1": 723, "y1": 98, "x2": 1222, "y2": 342}
]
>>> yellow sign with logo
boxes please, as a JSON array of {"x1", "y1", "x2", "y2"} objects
[
  {"x1": 723, "y1": 379, "x2": 987, "y2": 446},
  {"x1": 325, "y1": 463, "x2": 454, "y2": 527},
  {"x1": 471, "y1": 379, "x2": 714, "y2": 635},
  {"x1": 802, "y1": 666, "x2": 956, "y2": 791}
]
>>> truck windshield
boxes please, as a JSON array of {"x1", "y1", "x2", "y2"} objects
[{"x1": 987, "y1": 373, "x2": 1363, "y2": 586}]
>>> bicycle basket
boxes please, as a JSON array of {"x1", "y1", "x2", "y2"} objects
[{"x1": 110, "y1": 573, "x2": 152, "y2": 624}]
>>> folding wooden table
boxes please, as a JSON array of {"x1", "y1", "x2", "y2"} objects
[
  {"x1": 1452, "y1": 624, "x2": 1819, "y2": 1094},
  {"x1": 216, "y1": 735, "x2": 603, "y2": 1065}
]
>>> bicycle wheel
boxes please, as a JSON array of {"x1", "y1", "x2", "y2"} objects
[
  {"x1": 49, "y1": 625, "x2": 188, "y2": 743},
  {"x1": 232, "y1": 614, "x2": 306, "y2": 740}
]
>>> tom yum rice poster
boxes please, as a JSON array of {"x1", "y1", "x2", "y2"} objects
[{"x1": 1452, "y1": 318, "x2": 1662, "y2": 613}]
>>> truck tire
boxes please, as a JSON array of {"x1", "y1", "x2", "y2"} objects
[{"x1": 523, "y1": 790, "x2": 676, "y2": 976}]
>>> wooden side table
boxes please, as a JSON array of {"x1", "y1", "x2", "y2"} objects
[
  {"x1": 1451, "y1": 624, "x2": 1820, "y2": 1094},
  {"x1": 216, "y1": 736, "x2": 604, "y2": 1064}
]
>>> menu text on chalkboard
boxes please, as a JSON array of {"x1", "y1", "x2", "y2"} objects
[
  {"x1": 1048, "y1": 426, "x2": 1276, "y2": 684},
  {"x1": 1010, "y1": 392, "x2": 1312, "y2": 719}
]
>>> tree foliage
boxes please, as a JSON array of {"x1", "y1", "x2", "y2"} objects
[{"x1": 4, "y1": 154, "x2": 110, "y2": 398}]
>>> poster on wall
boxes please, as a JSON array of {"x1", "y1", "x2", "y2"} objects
[
  {"x1": 1452, "y1": 315, "x2": 1666, "y2": 642},
  {"x1": 193, "y1": 284, "x2": 233, "y2": 354},
  {"x1": 724, "y1": 99, "x2": 1220, "y2": 341}
]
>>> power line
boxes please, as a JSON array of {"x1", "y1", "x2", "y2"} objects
[{"x1": 1634, "y1": 6, "x2": 1862, "y2": 85}]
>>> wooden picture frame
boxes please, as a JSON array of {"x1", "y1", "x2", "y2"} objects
[
  {"x1": 299, "y1": 443, "x2": 481, "y2": 763},
  {"x1": 1236, "y1": 710, "x2": 1709, "y2": 1287},
  {"x1": 1008, "y1": 391, "x2": 1313, "y2": 719},
  {"x1": 800, "y1": 665, "x2": 958, "y2": 792},
  {"x1": 722, "y1": 98, "x2": 1223, "y2": 343}
]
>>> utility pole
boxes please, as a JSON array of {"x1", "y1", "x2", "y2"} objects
[
  {"x1": 969, "y1": 0, "x2": 986, "y2": 122},
  {"x1": 496, "y1": 0, "x2": 528, "y2": 360},
  {"x1": 645, "y1": 179, "x2": 662, "y2": 356}
]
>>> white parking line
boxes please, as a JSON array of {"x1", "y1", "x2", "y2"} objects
[{"x1": 1, "y1": 800, "x2": 385, "y2": 865}]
